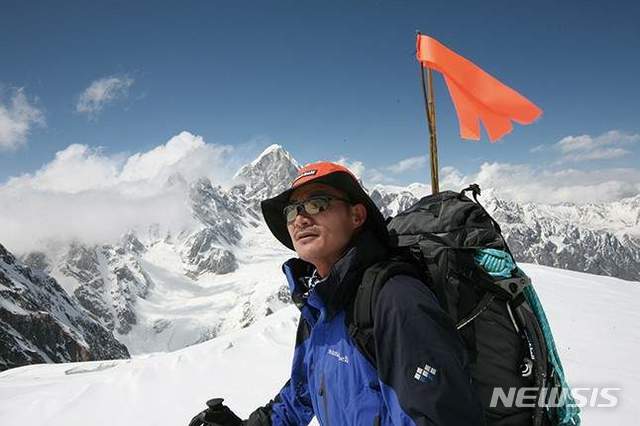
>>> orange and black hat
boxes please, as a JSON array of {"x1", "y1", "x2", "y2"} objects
[{"x1": 260, "y1": 162, "x2": 389, "y2": 250}]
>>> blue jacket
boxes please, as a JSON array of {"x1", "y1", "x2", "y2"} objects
[{"x1": 247, "y1": 231, "x2": 484, "y2": 425}]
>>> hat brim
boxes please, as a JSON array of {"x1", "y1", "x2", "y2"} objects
[{"x1": 260, "y1": 172, "x2": 389, "y2": 250}]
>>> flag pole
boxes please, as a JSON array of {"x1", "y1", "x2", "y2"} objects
[{"x1": 417, "y1": 32, "x2": 440, "y2": 194}]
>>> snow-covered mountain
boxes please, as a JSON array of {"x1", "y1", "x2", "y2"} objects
[
  {"x1": 233, "y1": 143, "x2": 300, "y2": 201},
  {"x1": 4, "y1": 143, "x2": 640, "y2": 363},
  {"x1": 1, "y1": 263, "x2": 638, "y2": 425},
  {"x1": 485, "y1": 195, "x2": 640, "y2": 282},
  {"x1": 10, "y1": 144, "x2": 300, "y2": 356},
  {"x1": 0, "y1": 243, "x2": 128, "y2": 371}
]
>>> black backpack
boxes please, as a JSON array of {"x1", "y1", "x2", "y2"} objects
[{"x1": 349, "y1": 185, "x2": 564, "y2": 426}]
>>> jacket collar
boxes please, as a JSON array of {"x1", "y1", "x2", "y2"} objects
[{"x1": 283, "y1": 229, "x2": 389, "y2": 320}]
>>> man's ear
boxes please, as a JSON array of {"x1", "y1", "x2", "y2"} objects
[{"x1": 351, "y1": 203, "x2": 367, "y2": 229}]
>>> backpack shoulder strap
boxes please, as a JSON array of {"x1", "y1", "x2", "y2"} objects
[{"x1": 348, "y1": 259, "x2": 423, "y2": 365}]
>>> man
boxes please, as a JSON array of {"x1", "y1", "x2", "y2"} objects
[{"x1": 190, "y1": 162, "x2": 484, "y2": 426}]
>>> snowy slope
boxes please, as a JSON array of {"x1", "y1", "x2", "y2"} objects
[
  {"x1": 0, "y1": 263, "x2": 638, "y2": 425},
  {"x1": 116, "y1": 221, "x2": 293, "y2": 354}
]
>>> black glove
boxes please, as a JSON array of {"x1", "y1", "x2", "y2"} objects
[{"x1": 188, "y1": 398, "x2": 243, "y2": 426}]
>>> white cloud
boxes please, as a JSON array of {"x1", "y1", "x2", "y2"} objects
[
  {"x1": 0, "y1": 131, "x2": 236, "y2": 253},
  {"x1": 440, "y1": 162, "x2": 640, "y2": 204},
  {"x1": 3, "y1": 130, "x2": 639, "y2": 254},
  {"x1": 335, "y1": 154, "x2": 429, "y2": 187},
  {"x1": 565, "y1": 148, "x2": 629, "y2": 162},
  {"x1": 439, "y1": 166, "x2": 467, "y2": 189},
  {"x1": 76, "y1": 75, "x2": 134, "y2": 117},
  {"x1": 334, "y1": 151, "x2": 640, "y2": 205},
  {"x1": 5, "y1": 131, "x2": 233, "y2": 195},
  {"x1": 9, "y1": 144, "x2": 122, "y2": 193},
  {"x1": 0, "y1": 88, "x2": 45, "y2": 151},
  {"x1": 334, "y1": 156, "x2": 391, "y2": 187},
  {"x1": 119, "y1": 132, "x2": 233, "y2": 185},
  {"x1": 0, "y1": 186, "x2": 193, "y2": 255},
  {"x1": 386, "y1": 155, "x2": 427, "y2": 174},
  {"x1": 554, "y1": 130, "x2": 639, "y2": 162},
  {"x1": 335, "y1": 157, "x2": 365, "y2": 179}
]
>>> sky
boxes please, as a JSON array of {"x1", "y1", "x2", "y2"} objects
[{"x1": 1, "y1": 0, "x2": 640, "y2": 251}]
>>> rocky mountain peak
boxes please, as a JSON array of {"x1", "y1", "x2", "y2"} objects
[
  {"x1": 0, "y1": 243, "x2": 16, "y2": 265},
  {"x1": 21, "y1": 251, "x2": 50, "y2": 273},
  {"x1": 233, "y1": 144, "x2": 300, "y2": 200},
  {"x1": 252, "y1": 144, "x2": 297, "y2": 168},
  {"x1": 0, "y1": 242, "x2": 129, "y2": 371},
  {"x1": 188, "y1": 177, "x2": 245, "y2": 239},
  {"x1": 120, "y1": 232, "x2": 146, "y2": 255}
]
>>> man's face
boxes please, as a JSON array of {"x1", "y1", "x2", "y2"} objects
[{"x1": 286, "y1": 182, "x2": 367, "y2": 274}]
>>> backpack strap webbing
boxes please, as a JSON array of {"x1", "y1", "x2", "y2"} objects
[
  {"x1": 348, "y1": 260, "x2": 423, "y2": 365},
  {"x1": 456, "y1": 292, "x2": 496, "y2": 330}
]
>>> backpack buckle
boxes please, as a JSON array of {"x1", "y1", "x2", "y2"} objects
[{"x1": 494, "y1": 276, "x2": 530, "y2": 298}]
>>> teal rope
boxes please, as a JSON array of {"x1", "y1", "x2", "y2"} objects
[
  {"x1": 521, "y1": 278, "x2": 581, "y2": 426},
  {"x1": 474, "y1": 248, "x2": 515, "y2": 278},
  {"x1": 475, "y1": 249, "x2": 581, "y2": 426}
]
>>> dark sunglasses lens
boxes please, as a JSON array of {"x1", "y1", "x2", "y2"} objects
[
  {"x1": 304, "y1": 198, "x2": 328, "y2": 214},
  {"x1": 284, "y1": 197, "x2": 330, "y2": 222},
  {"x1": 284, "y1": 205, "x2": 298, "y2": 222}
]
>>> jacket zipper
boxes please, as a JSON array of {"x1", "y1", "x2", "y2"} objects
[{"x1": 319, "y1": 373, "x2": 330, "y2": 426}]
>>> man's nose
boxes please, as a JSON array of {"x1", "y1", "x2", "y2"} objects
[{"x1": 292, "y1": 207, "x2": 313, "y2": 226}]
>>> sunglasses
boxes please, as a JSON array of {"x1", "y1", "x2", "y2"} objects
[{"x1": 283, "y1": 195, "x2": 351, "y2": 223}]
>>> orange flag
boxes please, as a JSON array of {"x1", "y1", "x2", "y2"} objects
[{"x1": 416, "y1": 34, "x2": 542, "y2": 142}]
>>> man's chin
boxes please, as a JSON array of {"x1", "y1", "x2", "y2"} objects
[{"x1": 295, "y1": 243, "x2": 326, "y2": 263}]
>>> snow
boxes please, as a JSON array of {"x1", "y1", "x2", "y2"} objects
[
  {"x1": 1, "y1": 263, "x2": 638, "y2": 425},
  {"x1": 245, "y1": 144, "x2": 297, "y2": 169},
  {"x1": 520, "y1": 194, "x2": 640, "y2": 239},
  {"x1": 0, "y1": 297, "x2": 29, "y2": 315},
  {"x1": 0, "y1": 305, "x2": 300, "y2": 425},
  {"x1": 113, "y1": 223, "x2": 292, "y2": 354},
  {"x1": 547, "y1": 235, "x2": 567, "y2": 253}
]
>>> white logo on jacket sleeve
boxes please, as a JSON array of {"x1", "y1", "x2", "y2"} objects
[
  {"x1": 414, "y1": 363, "x2": 437, "y2": 383},
  {"x1": 327, "y1": 348, "x2": 349, "y2": 364}
]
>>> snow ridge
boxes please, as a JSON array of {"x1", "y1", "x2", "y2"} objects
[{"x1": 0, "y1": 243, "x2": 129, "y2": 371}]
